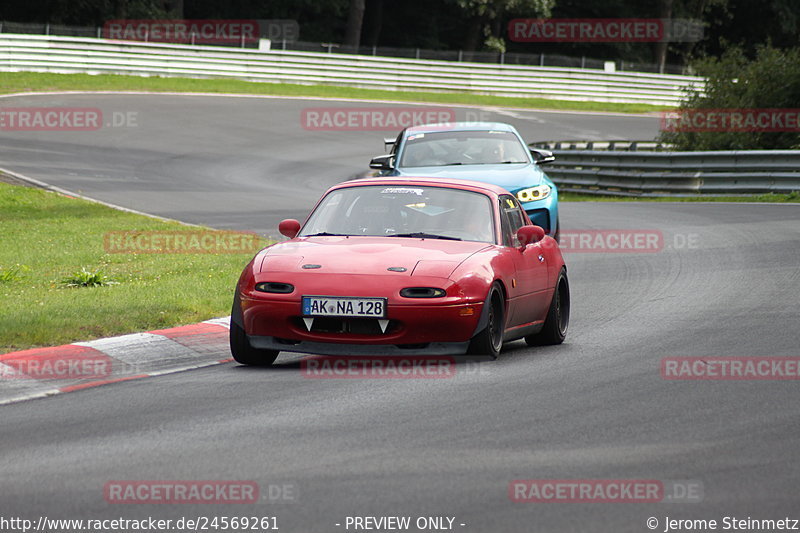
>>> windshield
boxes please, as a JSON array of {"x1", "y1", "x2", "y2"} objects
[
  {"x1": 399, "y1": 130, "x2": 531, "y2": 167},
  {"x1": 300, "y1": 185, "x2": 496, "y2": 243}
]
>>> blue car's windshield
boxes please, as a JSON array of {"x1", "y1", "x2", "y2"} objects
[
  {"x1": 300, "y1": 185, "x2": 496, "y2": 243},
  {"x1": 399, "y1": 130, "x2": 530, "y2": 167}
]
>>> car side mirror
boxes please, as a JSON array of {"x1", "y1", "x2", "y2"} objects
[
  {"x1": 278, "y1": 219, "x2": 301, "y2": 239},
  {"x1": 517, "y1": 225, "x2": 546, "y2": 248},
  {"x1": 369, "y1": 154, "x2": 394, "y2": 170},
  {"x1": 530, "y1": 148, "x2": 555, "y2": 165}
]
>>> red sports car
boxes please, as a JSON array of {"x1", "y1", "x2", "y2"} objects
[{"x1": 230, "y1": 177, "x2": 569, "y2": 365}]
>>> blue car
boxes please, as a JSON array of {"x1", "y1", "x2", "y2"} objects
[{"x1": 370, "y1": 122, "x2": 559, "y2": 241}]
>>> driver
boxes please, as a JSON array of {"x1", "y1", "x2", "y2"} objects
[
  {"x1": 404, "y1": 142, "x2": 436, "y2": 167},
  {"x1": 450, "y1": 206, "x2": 494, "y2": 242},
  {"x1": 464, "y1": 214, "x2": 494, "y2": 242},
  {"x1": 479, "y1": 141, "x2": 505, "y2": 164}
]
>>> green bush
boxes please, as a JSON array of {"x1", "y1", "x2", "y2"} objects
[{"x1": 658, "y1": 45, "x2": 800, "y2": 150}]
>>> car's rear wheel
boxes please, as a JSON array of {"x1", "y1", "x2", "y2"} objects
[
  {"x1": 230, "y1": 321, "x2": 280, "y2": 366},
  {"x1": 526, "y1": 268, "x2": 569, "y2": 346},
  {"x1": 468, "y1": 285, "x2": 505, "y2": 358}
]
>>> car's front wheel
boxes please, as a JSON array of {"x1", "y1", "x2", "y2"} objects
[
  {"x1": 468, "y1": 285, "x2": 505, "y2": 358},
  {"x1": 525, "y1": 268, "x2": 569, "y2": 346},
  {"x1": 230, "y1": 321, "x2": 280, "y2": 366}
]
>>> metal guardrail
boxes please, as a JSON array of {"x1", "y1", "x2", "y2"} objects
[
  {"x1": 531, "y1": 140, "x2": 674, "y2": 151},
  {"x1": 0, "y1": 20, "x2": 692, "y2": 74},
  {"x1": 0, "y1": 34, "x2": 703, "y2": 106},
  {"x1": 528, "y1": 144, "x2": 800, "y2": 196}
]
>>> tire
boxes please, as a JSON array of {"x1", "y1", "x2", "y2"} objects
[
  {"x1": 525, "y1": 268, "x2": 569, "y2": 346},
  {"x1": 468, "y1": 285, "x2": 505, "y2": 358},
  {"x1": 230, "y1": 321, "x2": 279, "y2": 366}
]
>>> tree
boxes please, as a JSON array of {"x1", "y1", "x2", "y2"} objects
[
  {"x1": 163, "y1": 0, "x2": 183, "y2": 18},
  {"x1": 451, "y1": 0, "x2": 554, "y2": 52},
  {"x1": 664, "y1": 0, "x2": 729, "y2": 71},
  {"x1": 344, "y1": 0, "x2": 366, "y2": 49},
  {"x1": 653, "y1": 0, "x2": 673, "y2": 73},
  {"x1": 361, "y1": 0, "x2": 384, "y2": 47},
  {"x1": 658, "y1": 45, "x2": 800, "y2": 150}
]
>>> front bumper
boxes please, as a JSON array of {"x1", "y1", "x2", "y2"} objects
[
  {"x1": 519, "y1": 188, "x2": 558, "y2": 235},
  {"x1": 241, "y1": 296, "x2": 484, "y2": 348}
]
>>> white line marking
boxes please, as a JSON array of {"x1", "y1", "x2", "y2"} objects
[
  {"x1": 0, "y1": 166, "x2": 201, "y2": 225},
  {"x1": 204, "y1": 317, "x2": 231, "y2": 328},
  {"x1": 0, "y1": 90, "x2": 661, "y2": 117},
  {"x1": 0, "y1": 359, "x2": 232, "y2": 407}
]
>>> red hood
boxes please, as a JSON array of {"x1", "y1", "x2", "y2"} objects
[{"x1": 259, "y1": 236, "x2": 491, "y2": 278}]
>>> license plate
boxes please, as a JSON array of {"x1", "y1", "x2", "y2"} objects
[{"x1": 302, "y1": 296, "x2": 387, "y2": 318}]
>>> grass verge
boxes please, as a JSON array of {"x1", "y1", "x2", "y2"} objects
[
  {"x1": 0, "y1": 181, "x2": 270, "y2": 353},
  {"x1": 0, "y1": 72, "x2": 668, "y2": 114},
  {"x1": 560, "y1": 191, "x2": 800, "y2": 202}
]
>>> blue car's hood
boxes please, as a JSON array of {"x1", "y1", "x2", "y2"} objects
[{"x1": 396, "y1": 163, "x2": 546, "y2": 192}]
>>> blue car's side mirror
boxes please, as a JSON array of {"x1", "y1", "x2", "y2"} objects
[
  {"x1": 369, "y1": 155, "x2": 394, "y2": 170},
  {"x1": 530, "y1": 148, "x2": 555, "y2": 165}
]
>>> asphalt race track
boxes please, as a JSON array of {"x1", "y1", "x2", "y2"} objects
[
  {"x1": 0, "y1": 94, "x2": 658, "y2": 234},
  {"x1": 2, "y1": 94, "x2": 800, "y2": 532}
]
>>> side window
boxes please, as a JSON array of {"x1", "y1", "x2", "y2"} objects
[
  {"x1": 499, "y1": 195, "x2": 526, "y2": 246},
  {"x1": 498, "y1": 196, "x2": 513, "y2": 246}
]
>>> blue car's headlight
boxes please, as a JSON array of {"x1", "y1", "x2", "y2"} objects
[{"x1": 516, "y1": 184, "x2": 551, "y2": 202}]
